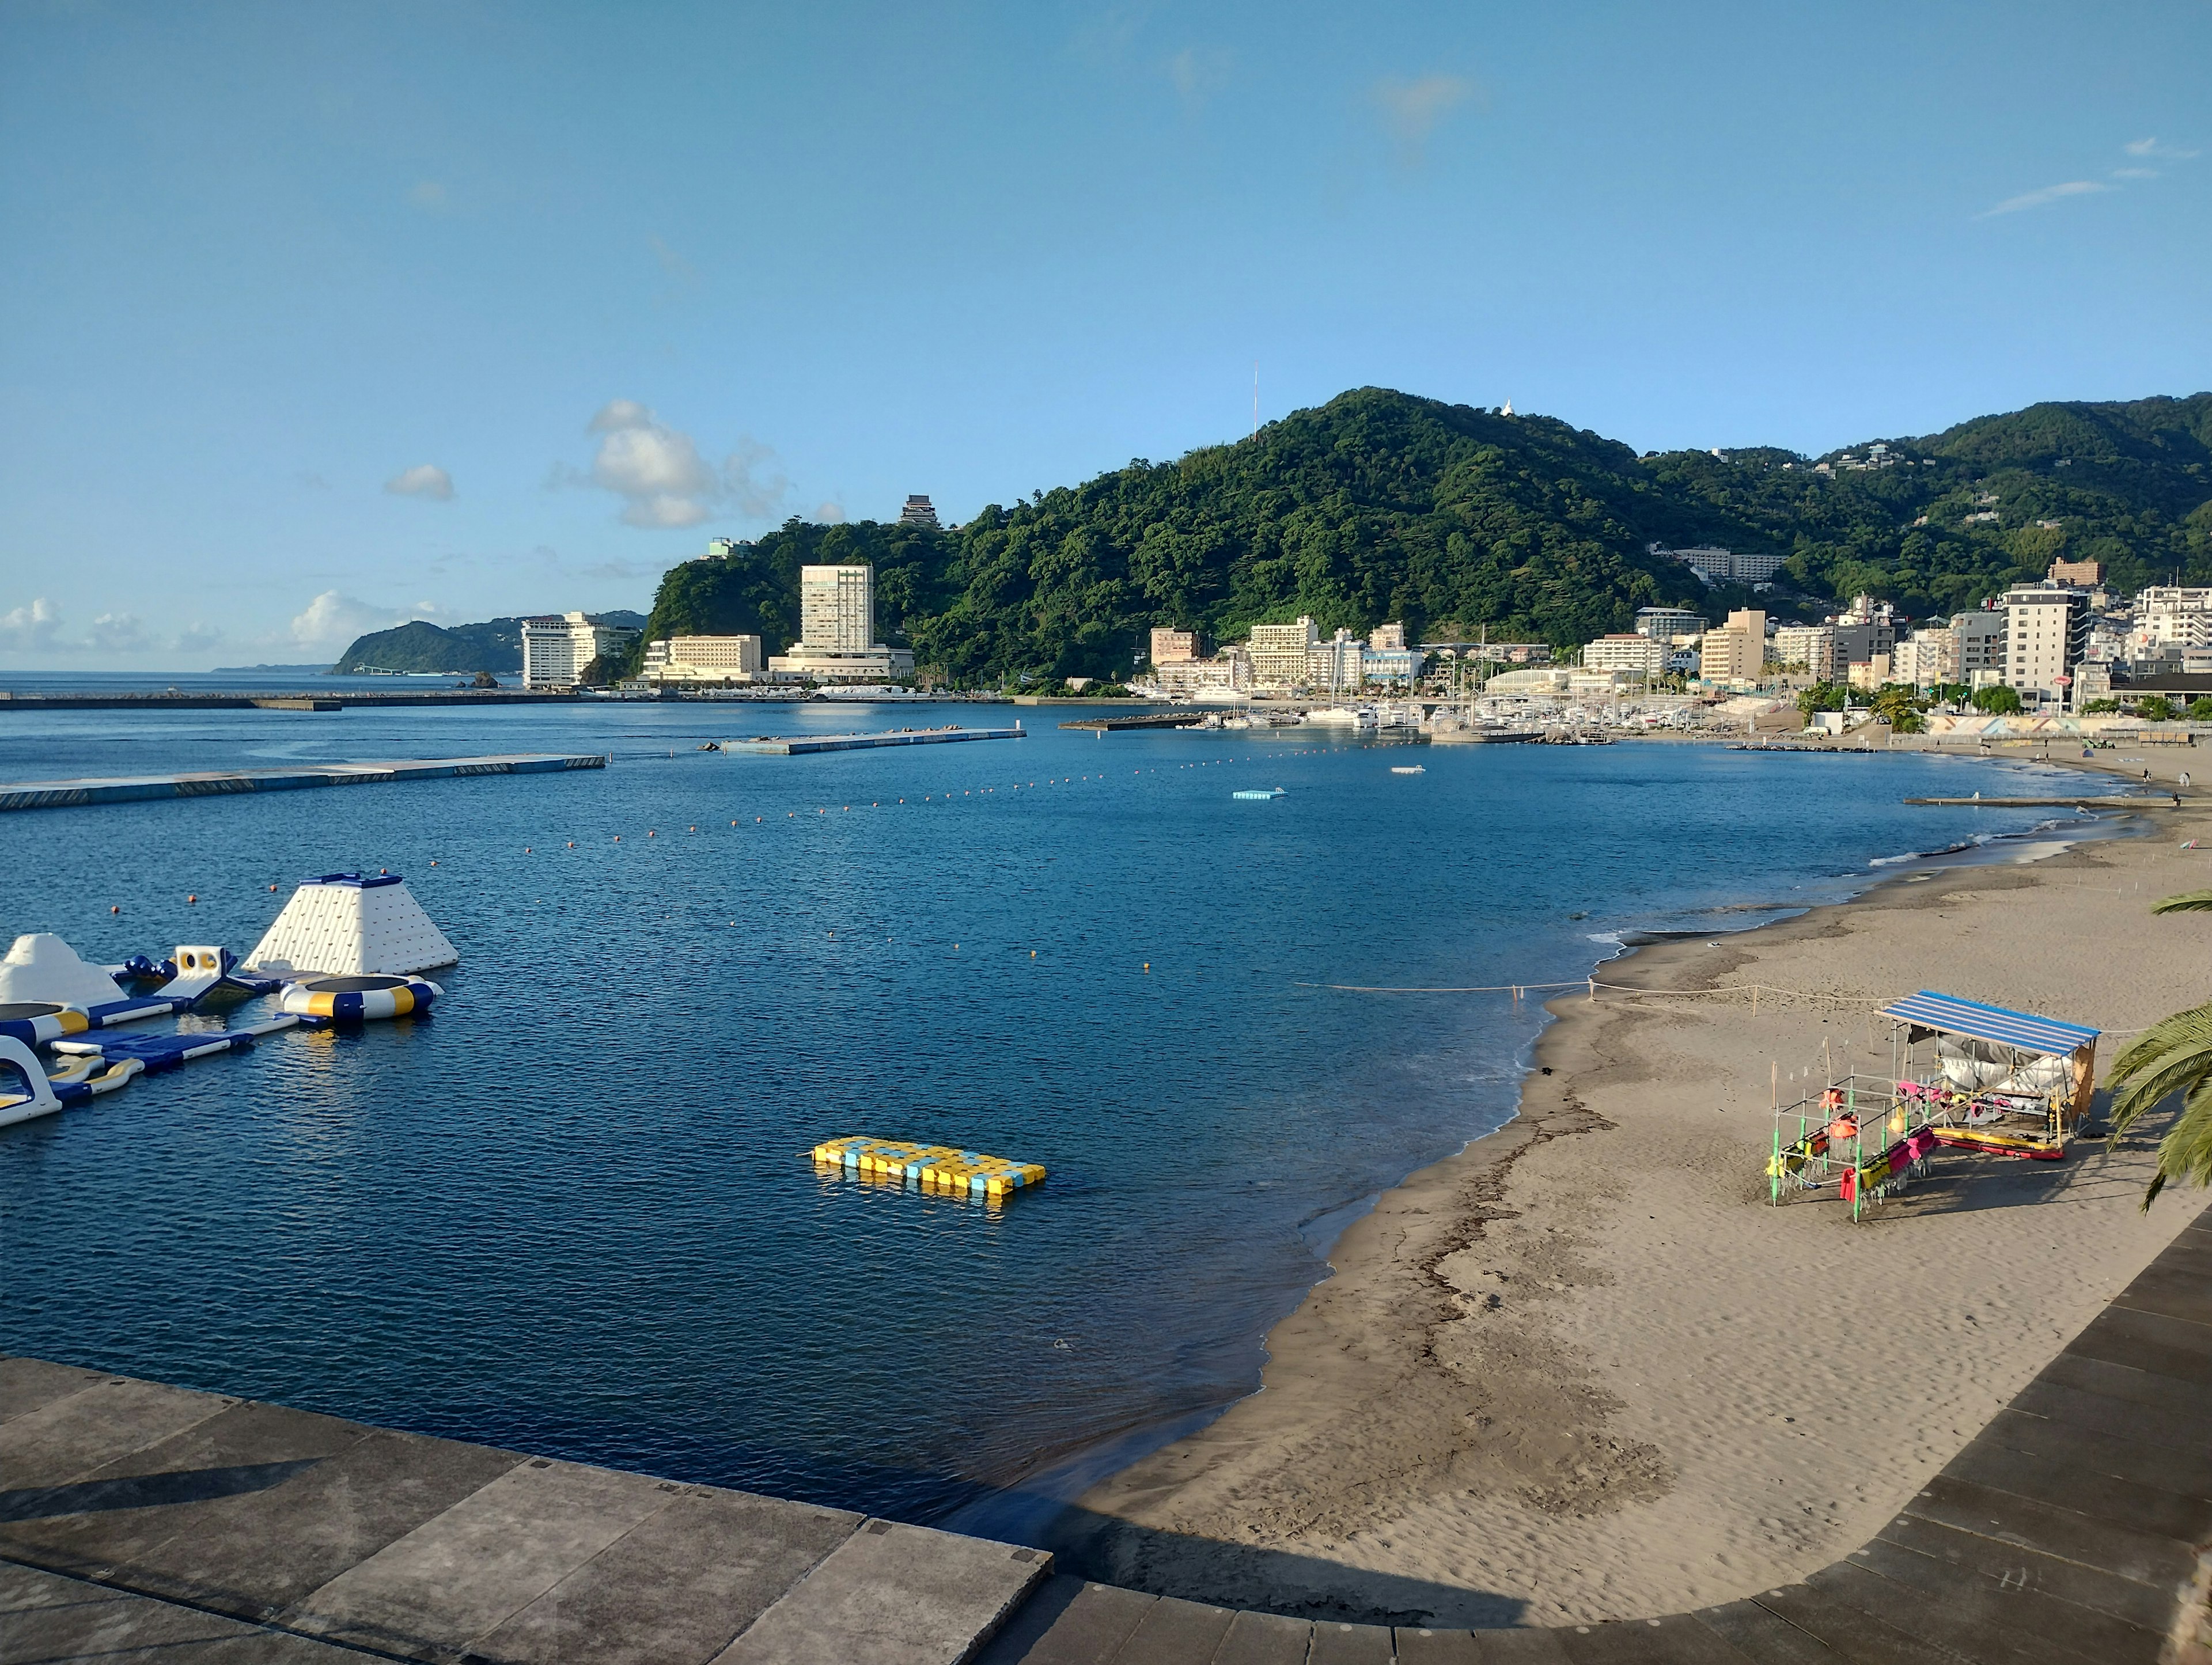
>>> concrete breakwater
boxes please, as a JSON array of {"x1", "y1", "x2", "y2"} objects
[{"x1": 0, "y1": 753, "x2": 608, "y2": 812}]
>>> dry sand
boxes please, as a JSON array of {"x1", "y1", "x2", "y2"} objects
[{"x1": 1063, "y1": 744, "x2": 2212, "y2": 1629}]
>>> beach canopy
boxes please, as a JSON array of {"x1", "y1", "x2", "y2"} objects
[{"x1": 1879, "y1": 991, "x2": 2099, "y2": 1057}]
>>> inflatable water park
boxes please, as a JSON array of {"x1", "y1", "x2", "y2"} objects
[
  {"x1": 1768, "y1": 990, "x2": 2101, "y2": 1220},
  {"x1": 0, "y1": 872, "x2": 453, "y2": 1129}
]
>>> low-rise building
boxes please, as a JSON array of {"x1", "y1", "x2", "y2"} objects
[
  {"x1": 1248, "y1": 617, "x2": 1321, "y2": 688},
  {"x1": 1361, "y1": 644, "x2": 1423, "y2": 686},
  {"x1": 1159, "y1": 651, "x2": 1252, "y2": 697},
  {"x1": 642, "y1": 635, "x2": 764, "y2": 683},
  {"x1": 2071, "y1": 662, "x2": 2112, "y2": 708},
  {"x1": 1583, "y1": 633, "x2": 1669, "y2": 676},
  {"x1": 2132, "y1": 587, "x2": 2212, "y2": 655},
  {"x1": 1892, "y1": 628, "x2": 1960, "y2": 691},
  {"x1": 521, "y1": 612, "x2": 641, "y2": 689},
  {"x1": 1634, "y1": 606, "x2": 1706, "y2": 642},
  {"x1": 1698, "y1": 608, "x2": 1768, "y2": 684},
  {"x1": 1150, "y1": 627, "x2": 1200, "y2": 665},
  {"x1": 1309, "y1": 628, "x2": 1366, "y2": 692},
  {"x1": 1652, "y1": 544, "x2": 1787, "y2": 585},
  {"x1": 1773, "y1": 624, "x2": 1839, "y2": 680}
]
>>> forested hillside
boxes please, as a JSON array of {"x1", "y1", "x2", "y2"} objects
[{"x1": 632, "y1": 388, "x2": 2212, "y2": 685}]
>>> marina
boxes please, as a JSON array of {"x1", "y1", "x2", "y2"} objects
[{"x1": 0, "y1": 753, "x2": 608, "y2": 812}]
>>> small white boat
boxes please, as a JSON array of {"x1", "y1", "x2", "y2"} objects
[
  {"x1": 1390, "y1": 765, "x2": 1425, "y2": 775},
  {"x1": 1303, "y1": 706, "x2": 1378, "y2": 731}
]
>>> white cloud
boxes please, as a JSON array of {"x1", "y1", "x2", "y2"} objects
[
  {"x1": 385, "y1": 463, "x2": 455, "y2": 500},
  {"x1": 816, "y1": 501, "x2": 847, "y2": 524},
  {"x1": 290, "y1": 591, "x2": 409, "y2": 648},
  {"x1": 2126, "y1": 137, "x2": 2200, "y2": 160},
  {"x1": 0, "y1": 598, "x2": 206, "y2": 659},
  {"x1": 2113, "y1": 167, "x2": 2160, "y2": 180},
  {"x1": 1978, "y1": 179, "x2": 2111, "y2": 217},
  {"x1": 572, "y1": 400, "x2": 790, "y2": 528},
  {"x1": 0, "y1": 597, "x2": 65, "y2": 653},
  {"x1": 1373, "y1": 74, "x2": 1472, "y2": 164}
]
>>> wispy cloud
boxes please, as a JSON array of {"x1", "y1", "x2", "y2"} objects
[
  {"x1": 560, "y1": 400, "x2": 790, "y2": 529},
  {"x1": 1372, "y1": 74, "x2": 1474, "y2": 166},
  {"x1": 2113, "y1": 166, "x2": 2159, "y2": 180},
  {"x1": 2126, "y1": 136, "x2": 2200, "y2": 160},
  {"x1": 1165, "y1": 45, "x2": 1230, "y2": 110},
  {"x1": 385, "y1": 463, "x2": 455, "y2": 500},
  {"x1": 408, "y1": 180, "x2": 449, "y2": 213},
  {"x1": 1978, "y1": 179, "x2": 2110, "y2": 217}
]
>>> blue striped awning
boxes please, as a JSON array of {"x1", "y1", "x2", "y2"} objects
[{"x1": 1880, "y1": 991, "x2": 2099, "y2": 1057}]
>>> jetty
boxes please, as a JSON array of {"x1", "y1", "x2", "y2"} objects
[
  {"x1": 1904, "y1": 795, "x2": 2179, "y2": 809},
  {"x1": 1057, "y1": 712, "x2": 1208, "y2": 732},
  {"x1": 2, "y1": 1208, "x2": 2203, "y2": 1662},
  {"x1": 717, "y1": 725, "x2": 1023, "y2": 755},
  {"x1": 0, "y1": 753, "x2": 607, "y2": 813}
]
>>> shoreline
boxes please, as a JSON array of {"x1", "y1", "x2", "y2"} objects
[{"x1": 1055, "y1": 746, "x2": 2211, "y2": 1627}]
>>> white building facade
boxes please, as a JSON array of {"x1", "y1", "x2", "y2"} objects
[
  {"x1": 1582, "y1": 634, "x2": 1669, "y2": 676},
  {"x1": 1772, "y1": 625, "x2": 1839, "y2": 680},
  {"x1": 2131, "y1": 587, "x2": 2212, "y2": 654},
  {"x1": 521, "y1": 612, "x2": 641, "y2": 689},
  {"x1": 769, "y1": 564, "x2": 916, "y2": 682},
  {"x1": 642, "y1": 635, "x2": 764, "y2": 682},
  {"x1": 1891, "y1": 628, "x2": 1960, "y2": 691},
  {"x1": 2002, "y1": 584, "x2": 2091, "y2": 703},
  {"x1": 1248, "y1": 617, "x2": 1321, "y2": 688}
]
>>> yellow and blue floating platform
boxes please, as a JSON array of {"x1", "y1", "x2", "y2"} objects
[{"x1": 811, "y1": 1136, "x2": 1047, "y2": 1199}]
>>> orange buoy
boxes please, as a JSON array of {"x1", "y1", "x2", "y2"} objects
[
  {"x1": 187, "y1": 894, "x2": 197, "y2": 904},
  {"x1": 111, "y1": 905, "x2": 119, "y2": 914}
]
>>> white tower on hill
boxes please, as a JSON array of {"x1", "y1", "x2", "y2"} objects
[{"x1": 245, "y1": 874, "x2": 458, "y2": 977}]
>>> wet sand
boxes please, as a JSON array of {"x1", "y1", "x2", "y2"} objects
[{"x1": 1063, "y1": 745, "x2": 2212, "y2": 1627}]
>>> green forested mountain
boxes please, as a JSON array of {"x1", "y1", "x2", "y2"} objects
[
  {"x1": 334, "y1": 619, "x2": 525, "y2": 674},
  {"x1": 632, "y1": 388, "x2": 2212, "y2": 684}
]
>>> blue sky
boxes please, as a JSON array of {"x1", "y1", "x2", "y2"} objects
[{"x1": 2, "y1": 1, "x2": 2207, "y2": 669}]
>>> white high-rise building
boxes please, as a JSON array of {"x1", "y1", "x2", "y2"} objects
[
  {"x1": 1308, "y1": 628, "x2": 1366, "y2": 692},
  {"x1": 2132, "y1": 587, "x2": 2212, "y2": 655},
  {"x1": 520, "y1": 612, "x2": 640, "y2": 689},
  {"x1": 2002, "y1": 584, "x2": 2090, "y2": 703},
  {"x1": 1773, "y1": 625, "x2": 1839, "y2": 680},
  {"x1": 1891, "y1": 628, "x2": 1960, "y2": 691},
  {"x1": 768, "y1": 564, "x2": 916, "y2": 682},
  {"x1": 1582, "y1": 634, "x2": 1669, "y2": 676}
]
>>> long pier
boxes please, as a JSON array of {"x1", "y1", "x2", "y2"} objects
[
  {"x1": 717, "y1": 726, "x2": 1025, "y2": 755},
  {"x1": 1905, "y1": 795, "x2": 2180, "y2": 808},
  {"x1": 1057, "y1": 713, "x2": 1208, "y2": 732},
  {"x1": 2, "y1": 1207, "x2": 2203, "y2": 1662},
  {"x1": 0, "y1": 753, "x2": 607, "y2": 812}
]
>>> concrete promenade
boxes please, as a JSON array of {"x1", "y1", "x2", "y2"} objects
[{"x1": 3, "y1": 1204, "x2": 2205, "y2": 1664}]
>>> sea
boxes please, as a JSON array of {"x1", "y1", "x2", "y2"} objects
[{"x1": 0, "y1": 676, "x2": 2104, "y2": 1530}]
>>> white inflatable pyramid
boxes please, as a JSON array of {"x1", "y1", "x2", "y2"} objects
[
  {"x1": 244, "y1": 874, "x2": 458, "y2": 976},
  {"x1": 0, "y1": 934, "x2": 126, "y2": 1007}
]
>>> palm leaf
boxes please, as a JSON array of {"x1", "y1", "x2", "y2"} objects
[
  {"x1": 2150, "y1": 890, "x2": 2212, "y2": 915},
  {"x1": 2108, "y1": 1041, "x2": 2212, "y2": 1137},
  {"x1": 2141, "y1": 1078, "x2": 2212, "y2": 1209},
  {"x1": 2108, "y1": 1003, "x2": 2212, "y2": 1082}
]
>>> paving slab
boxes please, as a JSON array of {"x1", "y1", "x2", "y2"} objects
[
  {"x1": 1306, "y1": 1617, "x2": 1395, "y2": 1663},
  {"x1": 1554, "y1": 1614, "x2": 1753, "y2": 1664},
  {"x1": 2063, "y1": 1303, "x2": 2212, "y2": 1381},
  {"x1": 1103, "y1": 1592, "x2": 1236, "y2": 1661},
  {"x1": 1749, "y1": 1582, "x2": 1974, "y2": 1665},
  {"x1": 972, "y1": 1576, "x2": 1147, "y2": 1665},
  {"x1": 285, "y1": 1456, "x2": 679, "y2": 1658},
  {"x1": 2010, "y1": 1375, "x2": 2212, "y2": 1459},
  {"x1": 1805, "y1": 1559, "x2": 2084, "y2": 1665},
  {"x1": 0, "y1": 1357, "x2": 109, "y2": 1424},
  {"x1": 0, "y1": 1375, "x2": 234, "y2": 1489},
  {"x1": 1846, "y1": 1531, "x2": 2164, "y2": 1663},
  {"x1": 1442, "y1": 1632, "x2": 1575, "y2": 1662},
  {"x1": 1939, "y1": 1433, "x2": 2212, "y2": 1543},
  {"x1": 1871, "y1": 1511, "x2": 2176, "y2": 1633},
  {"x1": 2037, "y1": 1348, "x2": 2212, "y2": 1417},
  {"x1": 1689, "y1": 1600, "x2": 1843, "y2": 1664},
  {"x1": 1978, "y1": 1405, "x2": 2212, "y2": 1497},
  {"x1": 2112, "y1": 1261, "x2": 2212, "y2": 1326},
  {"x1": 0, "y1": 1562, "x2": 361, "y2": 1665},
  {"x1": 714, "y1": 1518, "x2": 1048, "y2": 1665},
  {"x1": 1902, "y1": 1473, "x2": 2199, "y2": 1592},
  {"x1": 0, "y1": 1398, "x2": 518, "y2": 1617},
  {"x1": 1213, "y1": 1606, "x2": 1315, "y2": 1664},
  {"x1": 469, "y1": 1484, "x2": 862, "y2": 1665}
]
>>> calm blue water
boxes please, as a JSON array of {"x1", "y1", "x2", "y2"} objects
[{"x1": 0, "y1": 701, "x2": 2085, "y2": 1523}]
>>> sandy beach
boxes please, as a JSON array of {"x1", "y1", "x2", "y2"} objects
[{"x1": 1062, "y1": 742, "x2": 2212, "y2": 1629}]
